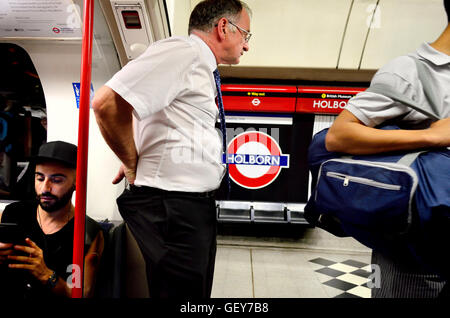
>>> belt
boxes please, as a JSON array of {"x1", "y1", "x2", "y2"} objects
[{"x1": 129, "y1": 184, "x2": 217, "y2": 198}]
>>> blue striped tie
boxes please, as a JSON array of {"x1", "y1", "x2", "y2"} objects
[{"x1": 213, "y1": 69, "x2": 231, "y2": 196}]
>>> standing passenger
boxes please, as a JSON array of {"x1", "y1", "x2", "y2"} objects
[
  {"x1": 325, "y1": 0, "x2": 450, "y2": 297},
  {"x1": 92, "y1": 0, "x2": 252, "y2": 298}
]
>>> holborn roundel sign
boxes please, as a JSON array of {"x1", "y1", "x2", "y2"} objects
[{"x1": 223, "y1": 131, "x2": 290, "y2": 189}]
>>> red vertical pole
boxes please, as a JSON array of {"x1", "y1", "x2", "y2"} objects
[{"x1": 72, "y1": 0, "x2": 94, "y2": 298}]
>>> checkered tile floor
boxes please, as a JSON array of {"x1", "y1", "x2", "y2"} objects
[{"x1": 309, "y1": 257, "x2": 372, "y2": 298}]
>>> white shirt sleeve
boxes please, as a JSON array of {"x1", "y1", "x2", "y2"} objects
[{"x1": 105, "y1": 38, "x2": 198, "y2": 121}]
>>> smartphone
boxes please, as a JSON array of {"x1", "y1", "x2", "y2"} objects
[{"x1": 0, "y1": 223, "x2": 26, "y2": 244}]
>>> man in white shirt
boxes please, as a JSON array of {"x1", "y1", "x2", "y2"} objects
[
  {"x1": 326, "y1": 0, "x2": 450, "y2": 298},
  {"x1": 92, "y1": 0, "x2": 251, "y2": 298}
]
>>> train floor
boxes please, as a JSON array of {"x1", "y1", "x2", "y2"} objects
[{"x1": 211, "y1": 223, "x2": 373, "y2": 298}]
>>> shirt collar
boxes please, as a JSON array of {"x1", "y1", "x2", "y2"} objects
[
  {"x1": 417, "y1": 42, "x2": 450, "y2": 66},
  {"x1": 190, "y1": 34, "x2": 218, "y2": 73}
]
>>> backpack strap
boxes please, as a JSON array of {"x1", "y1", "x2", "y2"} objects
[
  {"x1": 396, "y1": 150, "x2": 427, "y2": 166},
  {"x1": 411, "y1": 56, "x2": 443, "y2": 119},
  {"x1": 342, "y1": 151, "x2": 426, "y2": 166},
  {"x1": 366, "y1": 84, "x2": 441, "y2": 121}
]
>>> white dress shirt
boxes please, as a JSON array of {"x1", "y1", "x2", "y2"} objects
[{"x1": 105, "y1": 34, "x2": 225, "y2": 192}]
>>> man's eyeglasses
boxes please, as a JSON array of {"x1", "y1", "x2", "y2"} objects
[{"x1": 228, "y1": 21, "x2": 252, "y2": 43}]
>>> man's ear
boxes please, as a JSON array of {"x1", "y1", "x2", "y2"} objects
[
  {"x1": 70, "y1": 171, "x2": 76, "y2": 192},
  {"x1": 216, "y1": 17, "x2": 228, "y2": 40}
]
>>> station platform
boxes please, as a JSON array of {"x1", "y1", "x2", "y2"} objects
[{"x1": 212, "y1": 224, "x2": 372, "y2": 298}]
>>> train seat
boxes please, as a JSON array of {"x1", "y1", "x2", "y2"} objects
[{"x1": 95, "y1": 222, "x2": 149, "y2": 298}]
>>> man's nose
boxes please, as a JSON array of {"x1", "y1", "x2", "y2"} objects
[
  {"x1": 243, "y1": 41, "x2": 249, "y2": 52},
  {"x1": 40, "y1": 178, "x2": 52, "y2": 193}
]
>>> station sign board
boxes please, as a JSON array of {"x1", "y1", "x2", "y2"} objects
[
  {"x1": 221, "y1": 84, "x2": 297, "y2": 113},
  {"x1": 296, "y1": 86, "x2": 366, "y2": 114}
]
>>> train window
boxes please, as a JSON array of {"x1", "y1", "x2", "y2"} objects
[{"x1": 0, "y1": 43, "x2": 46, "y2": 201}]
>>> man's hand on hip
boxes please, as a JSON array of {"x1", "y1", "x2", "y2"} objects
[{"x1": 113, "y1": 164, "x2": 136, "y2": 185}]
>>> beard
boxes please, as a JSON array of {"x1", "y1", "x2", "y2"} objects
[{"x1": 36, "y1": 187, "x2": 74, "y2": 213}]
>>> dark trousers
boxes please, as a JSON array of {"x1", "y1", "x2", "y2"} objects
[
  {"x1": 117, "y1": 185, "x2": 217, "y2": 298},
  {"x1": 371, "y1": 249, "x2": 446, "y2": 298}
]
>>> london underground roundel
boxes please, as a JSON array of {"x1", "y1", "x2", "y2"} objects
[{"x1": 224, "y1": 131, "x2": 290, "y2": 189}]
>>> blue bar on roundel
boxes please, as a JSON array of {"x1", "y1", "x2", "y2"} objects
[{"x1": 223, "y1": 154, "x2": 289, "y2": 167}]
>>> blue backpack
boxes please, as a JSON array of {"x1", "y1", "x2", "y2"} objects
[{"x1": 304, "y1": 57, "x2": 450, "y2": 279}]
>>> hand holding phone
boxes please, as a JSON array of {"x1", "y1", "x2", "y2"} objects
[
  {"x1": 0, "y1": 241, "x2": 14, "y2": 265},
  {"x1": 0, "y1": 223, "x2": 26, "y2": 265},
  {"x1": 0, "y1": 223, "x2": 26, "y2": 244}
]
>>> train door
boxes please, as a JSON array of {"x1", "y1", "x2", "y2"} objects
[{"x1": 0, "y1": 44, "x2": 47, "y2": 201}]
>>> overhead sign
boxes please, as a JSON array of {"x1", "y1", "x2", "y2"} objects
[
  {"x1": 224, "y1": 131, "x2": 290, "y2": 189},
  {"x1": 297, "y1": 86, "x2": 366, "y2": 114},
  {"x1": 220, "y1": 84, "x2": 367, "y2": 114},
  {"x1": 221, "y1": 84, "x2": 297, "y2": 113},
  {"x1": 0, "y1": 0, "x2": 82, "y2": 38}
]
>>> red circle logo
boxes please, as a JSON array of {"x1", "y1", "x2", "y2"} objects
[{"x1": 225, "y1": 131, "x2": 289, "y2": 189}]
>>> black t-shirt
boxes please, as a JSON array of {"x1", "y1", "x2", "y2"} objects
[{"x1": 0, "y1": 200, "x2": 101, "y2": 298}]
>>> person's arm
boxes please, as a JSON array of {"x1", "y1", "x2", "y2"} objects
[
  {"x1": 83, "y1": 230, "x2": 104, "y2": 298},
  {"x1": 8, "y1": 238, "x2": 72, "y2": 297},
  {"x1": 92, "y1": 86, "x2": 138, "y2": 184},
  {"x1": 9, "y1": 232, "x2": 105, "y2": 298},
  {"x1": 325, "y1": 110, "x2": 450, "y2": 155},
  {"x1": 0, "y1": 212, "x2": 14, "y2": 265},
  {"x1": 0, "y1": 242, "x2": 13, "y2": 265}
]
